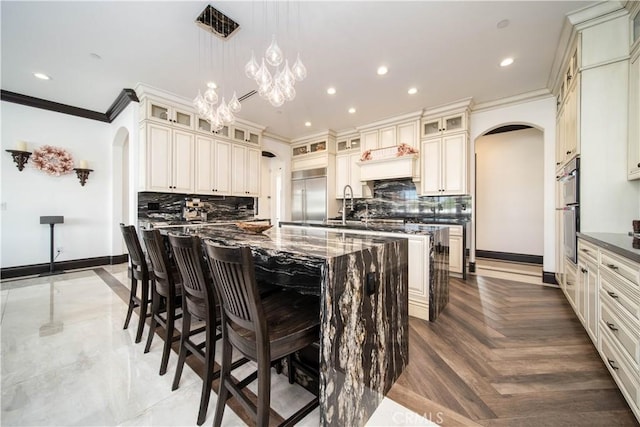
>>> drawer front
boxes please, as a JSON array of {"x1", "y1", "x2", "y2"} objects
[
  {"x1": 601, "y1": 271, "x2": 640, "y2": 323},
  {"x1": 600, "y1": 331, "x2": 640, "y2": 410},
  {"x1": 448, "y1": 225, "x2": 463, "y2": 237},
  {"x1": 578, "y1": 239, "x2": 599, "y2": 264},
  {"x1": 601, "y1": 249, "x2": 640, "y2": 290},
  {"x1": 600, "y1": 299, "x2": 640, "y2": 370}
]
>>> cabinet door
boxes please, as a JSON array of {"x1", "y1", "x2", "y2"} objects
[
  {"x1": 422, "y1": 118, "x2": 442, "y2": 138},
  {"x1": 397, "y1": 121, "x2": 418, "y2": 149},
  {"x1": 379, "y1": 126, "x2": 397, "y2": 148},
  {"x1": 564, "y1": 82, "x2": 579, "y2": 162},
  {"x1": 335, "y1": 155, "x2": 350, "y2": 198},
  {"x1": 420, "y1": 138, "x2": 442, "y2": 195},
  {"x1": 629, "y1": 52, "x2": 640, "y2": 180},
  {"x1": 362, "y1": 130, "x2": 379, "y2": 152},
  {"x1": 195, "y1": 135, "x2": 215, "y2": 194},
  {"x1": 245, "y1": 147, "x2": 261, "y2": 196},
  {"x1": 147, "y1": 123, "x2": 173, "y2": 191},
  {"x1": 214, "y1": 140, "x2": 232, "y2": 195},
  {"x1": 441, "y1": 133, "x2": 467, "y2": 195},
  {"x1": 442, "y1": 113, "x2": 465, "y2": 134},
  {"x1": 231, "y1": 145, "x2": 247, "y2": 196},
  {"x1": 586, "y1": 259, "x2": 599, "y2": 342},
  {"x1": 148, "y1": 101, "x2": 172, "y2": 124},
  {"x1": 349, "y1": 152, "x2": 371, "y2": 198},
  {"x1": 171, "y1": 130, "x2": 195, "y2": 193},
  {"x1": 449, "y1": 235, "x2": 463, "y2": 274},
  {"x1": 232, "y1": 127, "x2": 247, "y2": 143},
  {"x1": 407, "y1": 237, "x2": 428, "y2": 301}
]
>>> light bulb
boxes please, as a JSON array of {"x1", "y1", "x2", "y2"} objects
[
  {"x1": 245, "y1": 51, "x2": 259, "y2": 79},
  {"x1": 255, "y1": 58, "x2": 272, "y2": 86},
  {"x1": 292, "y1": 53, "x2": 307, "y2": 81},
  {"x1": 269, "y1": 85, "x2": 285, "y2": 107},
  {"x1": 229, "y1": 92, "x2": 241, "y2": 113},
  {"x1": 265, "y1": 35, "x2": 283, "y2": 67}
]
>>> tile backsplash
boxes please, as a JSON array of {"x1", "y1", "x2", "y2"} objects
[
  {"x1": 350, "y1": 179, "x2": 471, "y2": 221},
  {"x1": 138, "y1": 192, "x2": 255, "y2": 222}
]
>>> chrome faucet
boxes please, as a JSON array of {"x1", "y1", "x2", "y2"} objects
[{"x1": 342, "y1": 185, "x2": 354, "y2": 225}]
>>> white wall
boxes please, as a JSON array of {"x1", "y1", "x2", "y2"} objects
[
  {"x1": 476, "y1": 128, "x2": 544, "y2": 255},
  {"x1": 1, "y1": 102, "x2": 113, "y2": 268},
  {"x1": 470, "y1": 95, "x2": 557, "y2": 272}
]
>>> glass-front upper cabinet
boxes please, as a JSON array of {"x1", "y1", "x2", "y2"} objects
[
  {"x1": 147, "y1": 100, "x2": 194, "y2": 130},
  {"x1": 337, "y1": 137, "x2": 360, "y2": 151},
  {"x1": 232, "y1": 126, "x2": 261, "y2": 144},
  {"x1": 421, "y1": 112, "x2": 465, "y2": 137},
  {"x1": 196, "y1": 118, "x2": 229, "y2": 137},
  {"x1": 633, "y1": 8, "x2": 640, "y2": 45}
]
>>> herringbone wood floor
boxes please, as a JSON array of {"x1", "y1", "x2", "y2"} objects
[{"x1": 388, "y1": 275, "x2": 640, "y2": 426}]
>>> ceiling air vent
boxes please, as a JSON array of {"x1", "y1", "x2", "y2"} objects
[{"x1": 195, "y1": 5, "x2": 240, "y2": 40}]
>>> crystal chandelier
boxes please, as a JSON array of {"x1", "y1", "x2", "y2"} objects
[
  {"x1": 193, "y1": 5, "x2": 242, "y2": 130},
  {"x1": 245, "y1": 35, "x2": 307, "y2": 107}
]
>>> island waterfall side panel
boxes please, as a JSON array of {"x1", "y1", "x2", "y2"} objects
[{"x1": 319, "y1": 239, "x2": 409, "y2": 426}]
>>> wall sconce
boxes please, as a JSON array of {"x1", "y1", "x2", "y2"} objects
[
  {"x1": 6, "y1": 149, "x2": 32, "y2": 171},
  {"x1": 6, "y1": 141, "x2": 32, "y2": 171},
  {"x1": 73, "y1": 167, "x2": 93, "y2": 186}
]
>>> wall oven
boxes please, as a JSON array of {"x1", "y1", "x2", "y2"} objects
[{"x1": 558, "y1": 157, "x2": 580, "y2": 264}]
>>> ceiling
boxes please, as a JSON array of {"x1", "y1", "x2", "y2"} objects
[{"x1": 1, "y1": 1, "x2": 597, "y2": 141}]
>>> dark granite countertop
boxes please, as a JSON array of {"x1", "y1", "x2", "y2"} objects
[
  {"x1": 280, "y1": 220, "x2": 449, "y2": 236},
  {"x1": 160, "y1": 223, "x2": 403, "y2": 260},
  {"x1": 577, "y1": 232, "x2": 640, "y2": 263}
]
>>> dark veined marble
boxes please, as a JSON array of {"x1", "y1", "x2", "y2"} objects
[
  {"x1": 159, "y1": 225, "x2": 408, "y2": 426},
  {"x1": 349, "y1": 178, "x2": 471, "y2": 222},
  {"x1": 280, "y1": 220, "x2": 450, "y2": 322},
  {"x1": 137, "y1": 191, "x2": 255, "y2": 222}
]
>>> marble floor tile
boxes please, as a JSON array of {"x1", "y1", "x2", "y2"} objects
[{"x1": 1, "y1": 266, "x2": 430, "y2": 426}]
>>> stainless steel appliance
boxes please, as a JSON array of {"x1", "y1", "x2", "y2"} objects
[
  {"x1": 291, "y1": 168, "x2": 327, "y2": 221},
  {"x1": 558, "y1": 157, "x2": 580, "y2": 264}
]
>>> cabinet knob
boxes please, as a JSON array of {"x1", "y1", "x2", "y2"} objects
[
  {"x1": 580, "y1": 267, "x2": 587, "y2": 273},
  {"x1": 556, "y1": 162, "x2": 561, "y2": 166},
  {"x1": 566, "y1": 150, "x2": 571, "y2": 155},
  {"x1": 637, "y1": 162, "x2": 640, "y2": 168},
  {"x1": 606, "y1": 263, "x2": 619, "y2": 271},
  {"x1": 605, "y1": 321, "x2": 618, "y2": 332},
  {"x1": 607, "y1": 359, "x2": 619, "y2": 370},
  {"x1": 606, "y1": 290, "x2": 619, "y2": 299}
]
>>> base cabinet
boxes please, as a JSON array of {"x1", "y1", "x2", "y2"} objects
[{"x1": 572, "y1": 237, "x2": 640, "y2": 422}]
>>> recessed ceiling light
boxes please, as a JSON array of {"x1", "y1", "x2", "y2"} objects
[
  {"x1": 500, "y1": 57, "x2": 514, "y2": 67},
  {"x1": 304, "y1": 121, "x2": 311, "y2": 127},
  {"x1": 207, "y1": 81, "x2": 217, "y2": 89},
  {"x1": 33, "y1": 72, "x2": 50, "y2": 80},
  {"x1": 408, "y1": 87, "x2": 418, "y2": 95},
  {"x1": 327, "y1": 87, "x2": 336, "y2": 95},
  {"x1": 348, "y1": 107, "x2": 356, "y2": 114},
  {"x1": 497, "y1": 19, "x2": 510, "y2": 29},
  {"x1": 377, "y1": 66, "x2": 388, "y2": 75}
]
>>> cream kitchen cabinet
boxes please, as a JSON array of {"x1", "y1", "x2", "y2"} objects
[
  {"x1": 196, "y1": 117, "x2": 230, "y2": 138},
  {"x1": 421, "y1": 112, "x2": 466, "y2": 138},
  {"x1": 145, "y1": 99, "x2": 194, "y2": 130},
  {"x1": 362, "y1": 126, "x2": 396, "y2": 151},
  {"x1": 142, "y1": 123, "x2": 195, "y2": 193},
  {"x1": 556, "y1": 73, "x2": 580, "y2": 169},
  {"x1": 231, "y1": 145, "x2": 261, "y2": 197},
  {"x1": 420, "y1": 133, "x2": 467, "y2": 196},
  {"x1": 448, "y1": 225, "x2": 464, "y2": 275},
  {"x1": 336, "y1": 136, "x2": 361, "y2": 152},
  {"x1": 336, "y1": 153, "x2": 372, "y2": 199},
  {"x1": 578, "y1": 238, "x2": 599, "y2": 341},
  {"x1": 628, "y1": 30, "x2": 640, "y2": 179},
  {"x1": 194, "y1": 135, "x2": 232, "y2": 195},
  {"x1": 231, "y1": 125, "x2": 261, "y2": 145}
]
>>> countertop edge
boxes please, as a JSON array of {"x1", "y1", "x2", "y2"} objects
[{"x1": 577, "y1": 232, "x2": 640, "y2": 264}]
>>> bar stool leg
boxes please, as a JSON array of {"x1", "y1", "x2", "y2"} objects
[
  {"x1": 213, "y1": 334, "x2": 232, "y2": 427},
  {"x1": 123, "y1": 277, "x2": 138, "y2": 330},
  {"x1": 196, "y1": 320, "x2": 217, "y2": 425},
  {"x1": 172, "y1": 310, "x2": 192, "y2": 391},
  {"x1": 144, "y1": 283, "x2": 160, "y2": 353},
  {"x1": 256, "y1": 351, "x2": 272, "y2": 427},
  {"x1": 135, "y1": 279, "x2": 149, "y2": 343},
  {"x1": 159, "y1": 294, "x2": 175, "y2": 376}
]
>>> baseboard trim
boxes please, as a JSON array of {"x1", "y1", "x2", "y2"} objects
[
  {"x1": 1, "y1": 254, "x2": 128, "y2": 279},
  {"x1": 475, "y1": 250, "x2": 543, "y2": 265},
  {"x1": 542, "y1": 271, "x2": 559, "y2": 285}
]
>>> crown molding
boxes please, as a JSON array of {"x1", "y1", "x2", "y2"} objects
[
  {"x1": 356, "y1": 109, "x2": 424, "y2": 131},
  {"x1": 471, "y1": 89, "x2": 553, "y2": 113},
  {"x1": 1, "y1": 89, "x2": 138, "y2": 123}
]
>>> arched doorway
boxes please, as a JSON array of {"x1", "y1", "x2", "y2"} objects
[
  {"x1": 475, "y1": 124, "x2": 544, "y2": 260},
  {"x1": 112, "y1": 127, "x2": 130, "y2": 256}
]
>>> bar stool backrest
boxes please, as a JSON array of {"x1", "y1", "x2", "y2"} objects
[
  {"x1": 120, "y1": 224, "x2": 147, "y2": 276},
  {"x1": 142, "y1": 229, "x2": 174, "y2": 297}
]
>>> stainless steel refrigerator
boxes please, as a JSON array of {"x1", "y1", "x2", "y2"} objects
[{"x1": 291, "y1": 168, "x2": 327, "y2": 221}]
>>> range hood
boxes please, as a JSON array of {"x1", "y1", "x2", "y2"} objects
[{"x1": 357, "y1": 145, "x2": 419, "y2": 181}]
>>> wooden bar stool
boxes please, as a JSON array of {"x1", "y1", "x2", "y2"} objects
[
  {"x1": 204, "y1": 241, "x2": 320, "y2": 427},
  {"x1": 119, "y1": 224, "x2": 153, "y2": 344},
  {"x1": 168, "y1": 233, "x2": 247, "y2": 426},
  {"x1": 141, "y1": 229, "x2": 183, "y2": 376}
]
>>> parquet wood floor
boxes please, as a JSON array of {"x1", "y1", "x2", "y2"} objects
[{"x1": 388, "y1": 275, "x2": 640, "y2": 426}]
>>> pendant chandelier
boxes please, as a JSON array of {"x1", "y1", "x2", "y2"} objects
[
  {"x1": 244, "y1": 2, "x2": 307, "y2": 107},
  {"x1": 193, "y1": 5, "x2": 242, "y2": 130}
]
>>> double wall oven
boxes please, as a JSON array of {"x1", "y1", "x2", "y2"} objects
[{"x1": 558, "y1": 157, "x2": 580, "y2": 264}]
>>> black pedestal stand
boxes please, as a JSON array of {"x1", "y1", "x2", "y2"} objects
[{"x1": 39, "y1": 216, "x2": 65, "y2": 277}]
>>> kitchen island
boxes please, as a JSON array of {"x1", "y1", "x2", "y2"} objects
[
  {"x1": 280, "y1": 220, "x2": 450, "y2": 322},
  {"x1": 159, "y1": 224, "x2": 408, "y2": 426}
]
